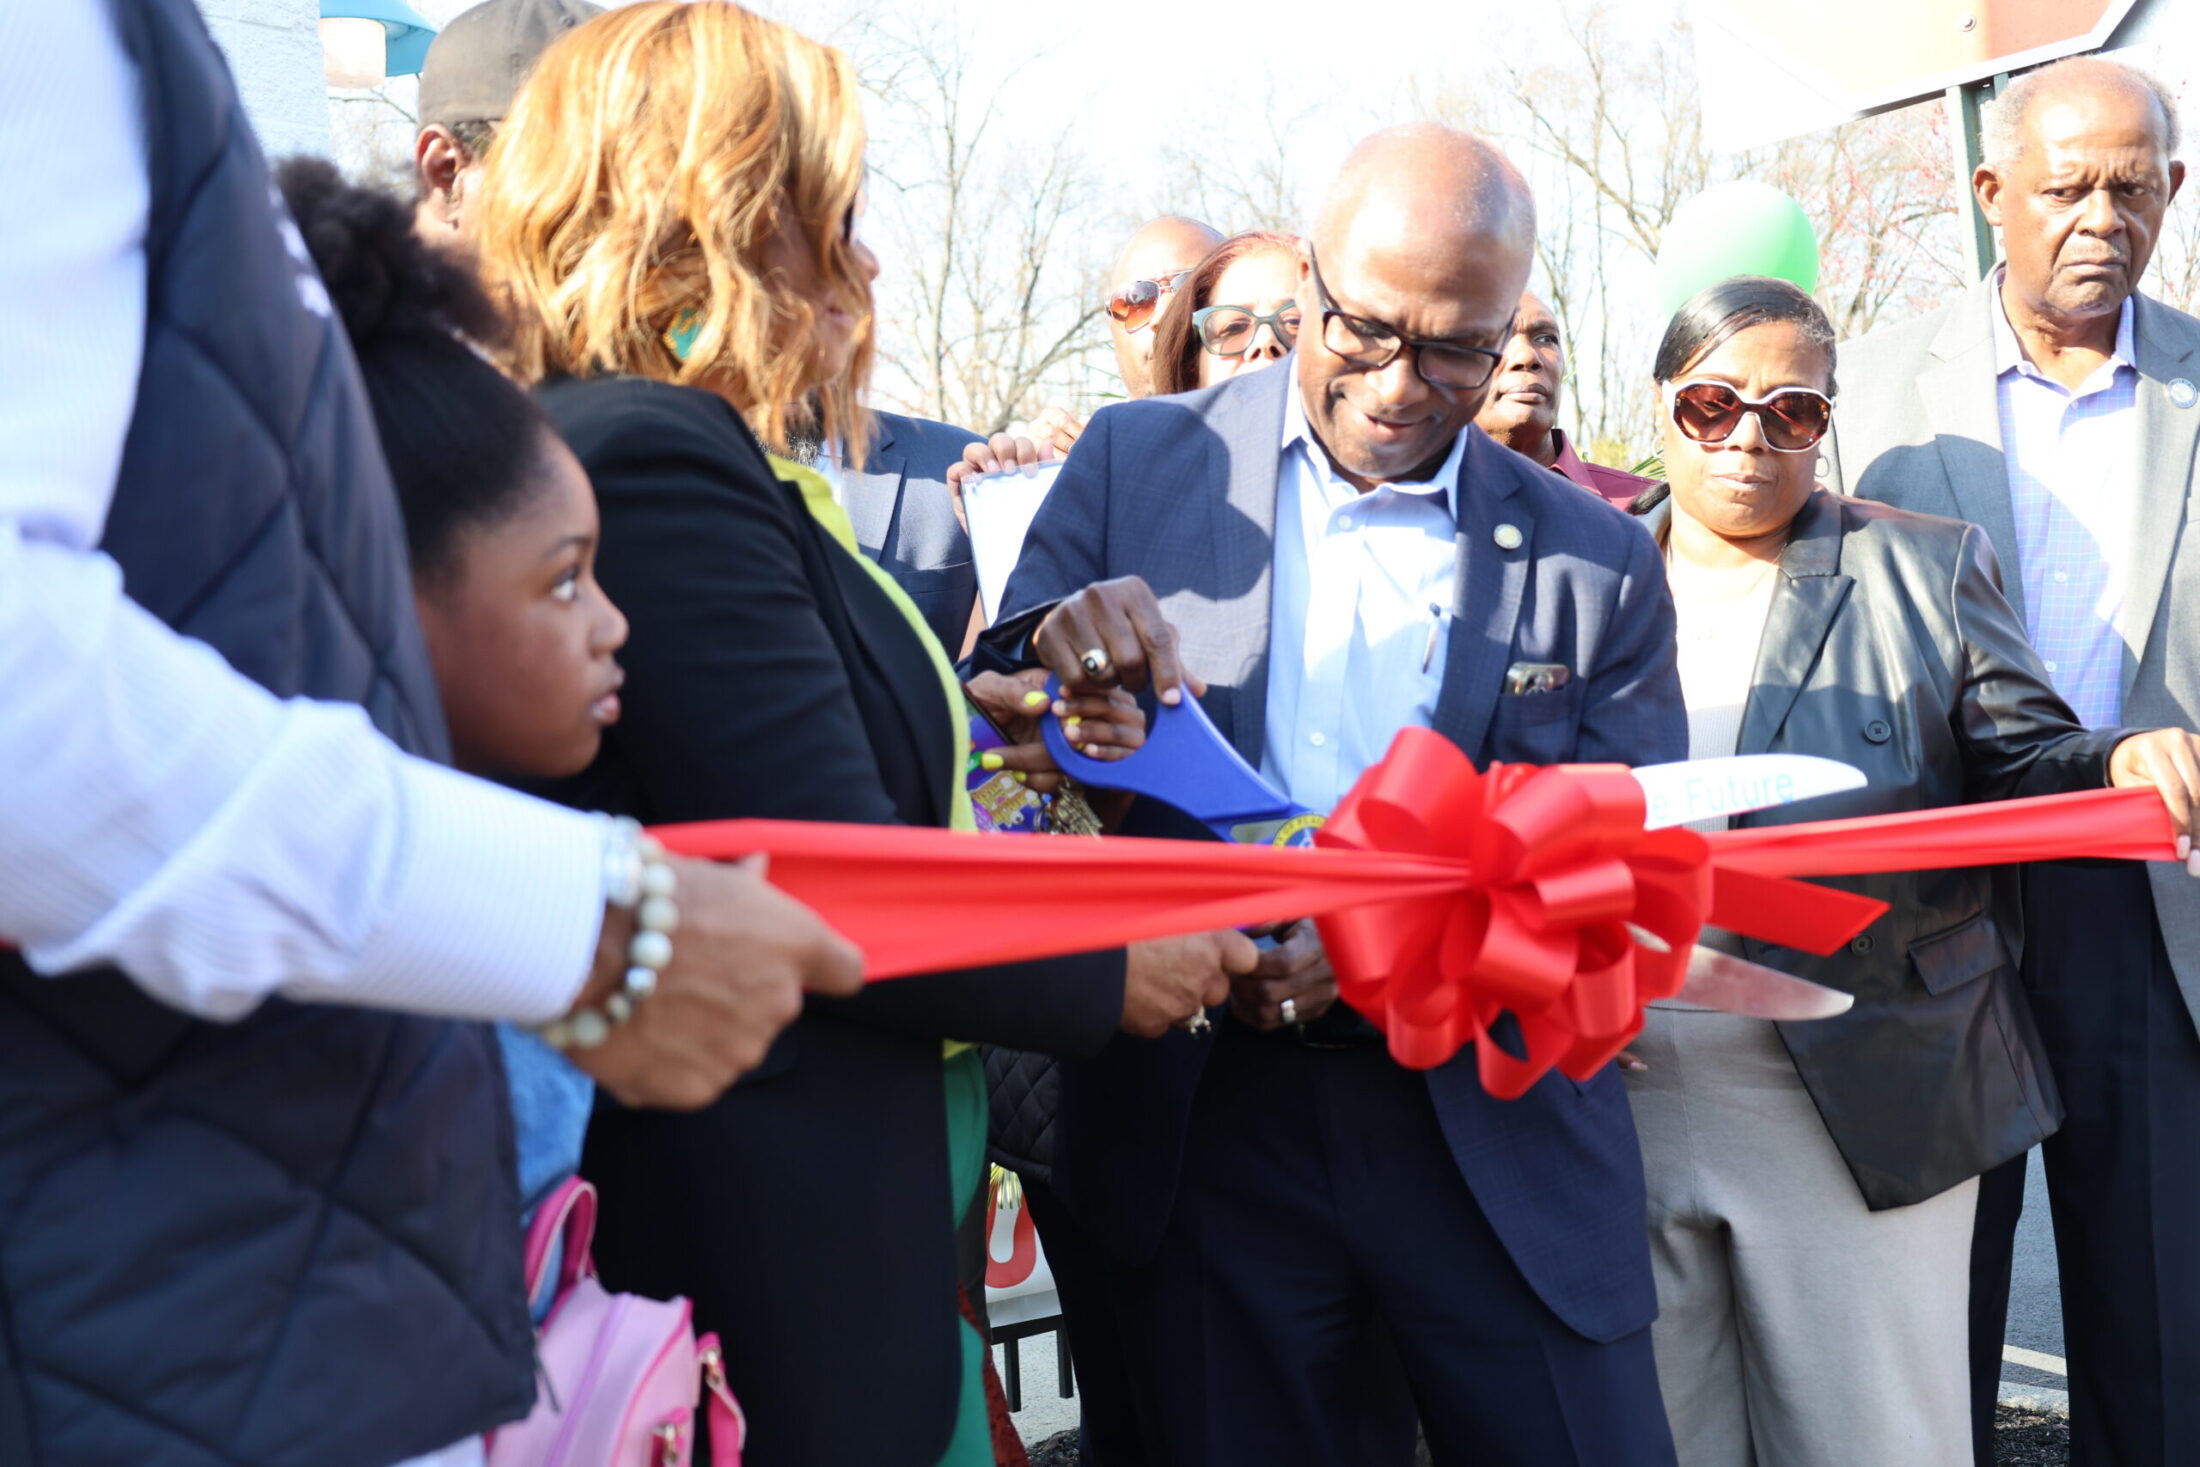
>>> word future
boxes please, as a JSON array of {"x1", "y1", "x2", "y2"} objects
[{"x1": 1644, "y1": 766, "x2": 1802, "y2": 830}]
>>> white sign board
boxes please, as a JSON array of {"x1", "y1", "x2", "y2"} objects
[{"x1": 1691, "y1": 0, "x2": 2147, "y2": 151}]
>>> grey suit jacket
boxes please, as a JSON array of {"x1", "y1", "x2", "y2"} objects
[
  {"x1": 1825, "y1": 278, "x2": 2200, "y2": 1022},
  {"x1": 845, "y1": 409, "x2": 982, "y2": 651},
  {"x1": 993, "y1": 359, "x2": 1687, "y2": 1343}
]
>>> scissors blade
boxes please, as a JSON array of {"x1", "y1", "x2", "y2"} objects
[
  {"x1": 1631, "y1": 753, "x2": 1867, "y2": 830},
  {"x1": 1674, "y1": 944, "x2": 1855, "y2": 1020}
]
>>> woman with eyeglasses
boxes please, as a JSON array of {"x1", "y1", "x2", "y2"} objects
[
  {"x1": 1147, "y1": 231, "x2": 1303, "y2": 396},
  {"x1": 1623, "y1": 275, "x2": 2200, "y2": 1466},
  {"x1": 472, "y1": 6, "x2": 1255, "y2": 1464}
]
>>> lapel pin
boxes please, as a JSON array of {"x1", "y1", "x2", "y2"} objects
[
  {"x1": 2170, "y1": 378, "x2": 2198, "y2": 409},
  {"x1": 1493, "y1": 523, "x2": 1524, "y2": 551}
]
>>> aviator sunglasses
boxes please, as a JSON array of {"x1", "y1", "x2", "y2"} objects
[
  {"x1": 1665, "y1": 380, "x2": 1833, "y2": 454},
  {"x1": 1106, "y1": 269, "x2": 1195, "y2": 333}
]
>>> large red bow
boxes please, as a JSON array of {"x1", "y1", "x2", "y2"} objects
[{"x1": 1315, "y1": 728, "x2": 1885, "y2": 1096}]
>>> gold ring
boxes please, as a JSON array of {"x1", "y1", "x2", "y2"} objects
[{"x1": 1080, "y1": 647, "x2": 1110, "y2": 677}]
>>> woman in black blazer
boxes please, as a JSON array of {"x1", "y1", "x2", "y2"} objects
[
  {"x1": 473, "y1": 7, "x2": 1251, "y2": 1464},
  {"x1": 1623, "y1": 276, "x2": 2200, "y2": 1467}
]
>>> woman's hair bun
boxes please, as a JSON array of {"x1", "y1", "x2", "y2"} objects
[{"x1": 274, "y1": 155, "x2": 510, "y2": 357}]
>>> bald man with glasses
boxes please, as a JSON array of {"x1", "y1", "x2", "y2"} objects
[{"x1": 980, "y1": 125, "x2": 1685, "y2": 1467}]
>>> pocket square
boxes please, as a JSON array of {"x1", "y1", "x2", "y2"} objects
[{"x1": 1503, "y1": 662, "x2": 1572, "y2": 696}]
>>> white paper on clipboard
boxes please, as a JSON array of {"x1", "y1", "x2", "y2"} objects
[{"x1": 963, "y1": 459, "x2": 1065, "y2": 623}]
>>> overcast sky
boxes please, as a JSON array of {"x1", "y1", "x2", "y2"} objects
[
  {"x1": 371, "y1": 0, "x2": 2200, "y2": 432},
  {"x1": 394, "y1": 0, "x2": 2200, "y2": 227}
]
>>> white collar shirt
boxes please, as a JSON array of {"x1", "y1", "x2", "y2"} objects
[
  {"x1": 1990, "y1": 269, "x2": 2138, "y2": 728},
  {"x1": 1260, "y1": 376, "x2": 1463, "y2": 814}
]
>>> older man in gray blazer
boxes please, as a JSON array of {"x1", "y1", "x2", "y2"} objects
[
  {"x1": 988, "y1": 125, "x2": 1684, "y2": 1467},
  {"x1": 843, "y1": 409, "x2": 983, "y2": 652},
  {"x1": 1824, "y1": 57, "x2": 2200, "y2": 1467}
]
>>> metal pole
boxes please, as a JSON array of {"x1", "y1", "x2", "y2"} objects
[{"x1": 1946, "y1": 77, "x2": 1997, "y2": 279}]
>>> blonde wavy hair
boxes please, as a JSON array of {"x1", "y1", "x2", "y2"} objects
[{"x1": 472, "y1": 1, "x2": 873, "y2": 462}]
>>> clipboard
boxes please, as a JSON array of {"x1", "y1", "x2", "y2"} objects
[{"x1": 963, "y1": 460, "x2": 1065, "y2": 623}]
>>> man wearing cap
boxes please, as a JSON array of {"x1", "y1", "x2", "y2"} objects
[
  {"x1": 414, "y1": 0, "x2": 599, "y2": 243},
  {"x1": 1476, "y1": 291, "x2": 1655, "y2": 509}
]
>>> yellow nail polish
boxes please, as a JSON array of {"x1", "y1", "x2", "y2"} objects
[
  {"x1": 1023, "y1": 689, "x2": 1049, "y2": 708},
  {"x1": 979, "y1": 751, "x2": 1004, "y2": 771},
  {"x1": 1012, "y1": 771, "x2": 1028, "y2": 784},
  {"x1": 1063, "y1": 717, "x2": 1081, "y2": 732}
]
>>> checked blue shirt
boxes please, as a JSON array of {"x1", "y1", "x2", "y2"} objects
[{"x1": 1990, "y1": 275, "x2": 2137, "y2": 730}]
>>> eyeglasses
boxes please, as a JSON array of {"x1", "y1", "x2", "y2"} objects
[
  {"x1": 1304, "y1": 249, "x2": 1505, "y2": 392},
  {"x1": 1665, "y1": 380, "x2": 1833, "y2": 454},
  {"x1": 1106, "y1": 269, "x2": 1195, "y2": 333},
  {"x1": 1193, "y1": 301, "x2": 1301, "y2": 356}
]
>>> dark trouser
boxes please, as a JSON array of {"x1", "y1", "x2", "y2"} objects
[
  {"x1": 2010, "y1": 863, "x2": 2200, "y2": 1465},
  {"x1": 1966, "y1": 1150, "x2": 2029, "y2": 1464},
  {"x1": 1023, "y1": 1174, "x2": 1169, "y2": 1466},
  {"x1": 1148, "y1": 1023, "x2": 1674, "y2": 1467}
]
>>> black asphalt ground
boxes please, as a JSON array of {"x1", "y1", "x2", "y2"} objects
[
  {"x1": 1029, "y1": 1415, "x2": 2071, "y2": 1465},
  {"x1": 2003, "y1": 1154, "x2": 2069, "y2": 1405}
]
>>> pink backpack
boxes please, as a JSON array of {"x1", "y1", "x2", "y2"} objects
[{"x1": 487, "y1": 1177, "x2": 745, "y2": 1467}]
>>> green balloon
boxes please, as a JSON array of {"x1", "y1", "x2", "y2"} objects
[{"x1": 1655, "y1": 182, "x2": 1820, "y2": 319}]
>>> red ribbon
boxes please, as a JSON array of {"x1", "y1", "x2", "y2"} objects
[{"x1": 648, "y1": 731, "x2": 2179, "y2": 1099}]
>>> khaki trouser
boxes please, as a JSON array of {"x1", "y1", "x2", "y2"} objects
[{"x1": 1624, "y1": 1007, "x2": 1977, "y2": 1467}]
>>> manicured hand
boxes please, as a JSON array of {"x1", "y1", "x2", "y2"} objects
[
  {"x1": 1120, "y1": 929, "x2": 1259, "y2": 1037},
  {"x1": 945, "y1": 433, "x2": 1053, "y2": 531},
  {"x1": 1030, "y1": 404, "x2": 1085, "y2": 456},
  {"x1": 965, "y1": 670, "x2": 1145, "y2": 794},
  {"x1": 2108, "y1": 728, "x2": 2200, "y2": 876},
  {"x1": 1230, "y1": 919, "x2": 1339, "y2": 1030},
  {"x1": 568, "y1": 854, "x2": 863, "y2": 1109},
  {"x1": 1032, "y1": 574, "x2": 1204, "y2": 707}
]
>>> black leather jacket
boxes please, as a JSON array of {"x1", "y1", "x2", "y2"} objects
[{"x1": 1644, "y1": 489, "x2": 2129, "y2": 1209}]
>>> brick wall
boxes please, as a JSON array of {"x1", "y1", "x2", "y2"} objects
[{"x1": 195, "y1": 0, "x2": 331, "y2": 159}]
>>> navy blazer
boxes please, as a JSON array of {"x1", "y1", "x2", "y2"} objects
[
  {"x1": 536, "y1": 377, "x2": 1124, "y2": 1467},
  {"x1": 845, "y1": 409, "x2": 982, "y2": 651},
  {"x1": 993, "y1": 359, "x2": 1687, "y2": 1343}
]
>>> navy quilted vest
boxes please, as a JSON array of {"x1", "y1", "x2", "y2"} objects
[{"x1": 0, "y1": 2, "x2": 533, "y2": 1461}]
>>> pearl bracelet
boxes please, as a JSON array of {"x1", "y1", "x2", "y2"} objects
[{"x1": 538, "y1": 817, "x2": 679, "y2": 1052}]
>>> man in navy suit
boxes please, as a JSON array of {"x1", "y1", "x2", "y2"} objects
[
  {"x1": 988, "y1": 125, "x2": 1685, "y2": 1466},
  {"x1": 843, "y1": 410, "x2": 984, "y2": 652}
]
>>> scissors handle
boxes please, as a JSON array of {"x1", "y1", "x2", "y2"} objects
[{"x1": 1039, "y1": 676, "x2": 1297, "y2": 826}]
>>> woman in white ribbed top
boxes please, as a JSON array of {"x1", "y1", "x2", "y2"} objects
[
  {"x1": 1615, "y1": 275, "x2": 2200, "y2": 1467},
  {"x1": 1626, "y1": 276, "x2": 1980, "y2": 1467}
]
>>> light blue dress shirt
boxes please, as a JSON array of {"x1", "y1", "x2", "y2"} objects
[
  {"x1": 1990, "y1": 273, "x2": 2137, "y2": 729},
  {"x1": 1261, "y1": 382, "x2": 1464, "y2": 813}
]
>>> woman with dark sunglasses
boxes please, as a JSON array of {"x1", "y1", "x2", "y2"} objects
[
  {"x1": 1147, "y1": 231, "x2": 1303, "y2": 396},
  {"x1": 1622, "y1": 275, "x2": 2200, "y2": 1466}
]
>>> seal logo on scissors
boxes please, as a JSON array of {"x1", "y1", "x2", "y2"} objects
[{"x1": 1228, "y1": 813, "x2": 1328, "y2": 847}]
